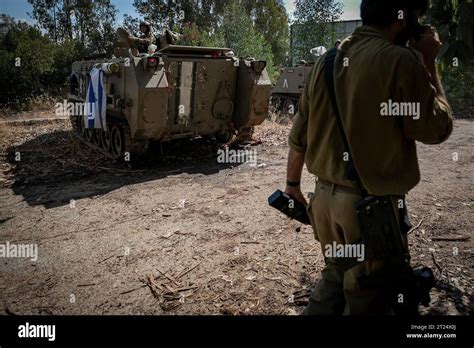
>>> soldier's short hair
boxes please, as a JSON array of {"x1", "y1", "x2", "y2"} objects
[{"x1": 361, "y1": 0, "x2": 431, "y2": 26}]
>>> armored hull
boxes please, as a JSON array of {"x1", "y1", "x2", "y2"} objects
[
  {"x1": 271, "y1": 64, "x2": 313, "y2": 115},
  {"x1": 67, "y1": 32, "x2": 272, "y2": 159}
]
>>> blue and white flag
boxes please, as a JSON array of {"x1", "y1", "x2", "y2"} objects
[{"x1": 85, "y1": 67, "x2": 106, "y2": 129}]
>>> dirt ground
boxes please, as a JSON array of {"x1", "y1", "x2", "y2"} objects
[{"x1": 0, "y1": 116, "x2": 472, "y2": 315}]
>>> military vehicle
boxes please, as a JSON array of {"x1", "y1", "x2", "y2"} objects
[
  {"x1": 270, "y1": 62, "x2": 313, "y2": 115},
  {"x1": 271, "y1": 46, "x2": 327, "y2": 115},
  {"x1": 67, "y1": 28, "x2": 272, "y2": 159}
]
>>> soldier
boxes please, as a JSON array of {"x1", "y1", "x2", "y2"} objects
[
  {"x1": 139, "y1": 21, "x2": 156, "y2": 46},
  {"x1": 284, "y1": 0, "x2": 452, "y2": 315},
  {"x1": 129, "y1": 22, "x2": 181, "y2": 53},
  {"x1": 129, "y1": 20, "x2": 156, "y2": 53}
]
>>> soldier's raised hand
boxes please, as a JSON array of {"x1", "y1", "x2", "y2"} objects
[{"x1": 409, "y1": 26, "x2": 442, "y2": 65}]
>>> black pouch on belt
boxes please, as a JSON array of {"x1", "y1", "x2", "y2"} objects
[{"x1": 356, "y1": 195, "x2": 406, "y2": 260}]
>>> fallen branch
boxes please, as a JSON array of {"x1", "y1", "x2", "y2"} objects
[
  {"x1": 432, "y1": 235, "x2": 470, "y2": 242},
  {"x1": 408, "y1": 217, "x2": 425, "y2": 234},
  {"x1": 98, "y1": 254, "x2": 115, "y2": 264},
  {"x1": 120, "y1": 285, "x2": 147, "y2": 295},
  {"x1": 431, "y1": 252, "x2": 443, "y2": 274},
  {"x1": 293, "y1": 292, "x2": 312, "y2": 300},
  {"x1": 163, "y1": 283, "x2": 177, "y2": 293},
  {"x1": 176, "y1": 261, "x2": 202, "y2": 280},
  {"x1": 175, "y1": 285, "x2": 198, "y2": 293},
  {"x1": 146, "y1": 274, "x2": 163, "y2": 299},
  {"x1": 157, "y1": 267, "x2": 180, "y2": 286}
]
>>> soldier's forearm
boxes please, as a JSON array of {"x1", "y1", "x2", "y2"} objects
[
  {"x1": 426, "y1": 62, "x2": 447, "y2": 103},
  {"x1": 286, "y1": 147, "x2": 305, "y2": 183}
]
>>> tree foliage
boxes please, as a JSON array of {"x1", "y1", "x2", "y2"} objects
[
  {"x1": 0, "y1": 16, "x2": 54, "y2": 103},
  {"x1": 291, "y1": 0, "x2": 343, "y2": 62},
  {"x1": 0, "y1": 15, "x2": 84, "y2": 105},
  {"x1": 201, "y1": 1, "x2": 276, "y2": 79},
  {"x1": 132, "y1": 0, "x2": 226, "y2": 33},
  {"x1": 0, "y1": 0, "x2": 117, "y2": 106},
  {"x1": 240, "y1": 0, "x2": 289, "y2": 65},
  {"x1": 427, "y1": 0, "x2": 474, "y2": 110},
  {"x1": 27, "y1": 0, "x2": 117, "y2": 53},
  {"x1": 131, "y1": 0, "x2": 288, "y2": 66},
  {"x1": 204, "y1": 2, "x2": 274, "y2": 56},
  {"x1": 427, "y1": 0, "x2": 473, "y2": 65}
]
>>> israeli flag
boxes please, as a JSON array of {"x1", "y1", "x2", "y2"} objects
[{"x1": 85, "y1": 67, "x2": 106, "y2": 129}]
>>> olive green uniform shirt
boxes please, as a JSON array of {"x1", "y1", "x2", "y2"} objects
[
  {"x1": 289, "y1": 26, "x2": 453, "y2": 196},
  {"x1": 138, "y1": 33, "x2": 156, "y2": 52}
]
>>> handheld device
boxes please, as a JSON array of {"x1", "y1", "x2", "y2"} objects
[
  {"x1": 268, "y1": 190, "x2": 311, "y2": 225},
  {"x1": 406, "y1": 10, "x2": 431, "y2": 41}
]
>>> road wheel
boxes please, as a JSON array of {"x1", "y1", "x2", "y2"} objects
[
  {"x1": 270, "y1": 96, "x2": 282, "y2": 111},
  {"x1": 77, "y1": 117, "x2": 85, "y2": 137},
  {"x1": 237, "y1": 127, "x2": 254, "y2": 143},
  {"x1": 216, "y1": 130, "x2": 234, "y2": 144},
  {"x1": 92, "y1": 129, "x2": 102, "y2": 147},
  {"x1": 110, "y1": 125, "x2": 124, "y2": 159},
  {"x1": 282, "y1": 99, "x2": 295, "y2": 116},
  {"x1": 101, "y1": 128, "x2": 112, "y2": 153},
  {"x1": 84, "y1": 128, "x2": 93, "y2": 142}
]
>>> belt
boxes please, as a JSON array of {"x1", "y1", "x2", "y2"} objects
[{"x1": 317, "y1": 178, "x2": 363, "y2": 195}]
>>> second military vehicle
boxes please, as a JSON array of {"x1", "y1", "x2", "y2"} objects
[
  {"x1": 271, "y1": 46, "x2": 327, "y2": 115},
  {"x1": 270, "y1": 62, "x2": 313, "y2": 115},
  {"x1": 67, "y1": 28, "x2": 272, "y2": 159}
]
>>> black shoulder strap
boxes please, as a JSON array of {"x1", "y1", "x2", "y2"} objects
[{"x1": 324, "y1": 48, "x2": 365, "y2": 194}]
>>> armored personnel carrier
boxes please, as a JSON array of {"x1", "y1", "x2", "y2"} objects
[
  {"x1": 270, "y1": 62, "x2": 313, "y2": 115},
  {"x1": 271, "y1": 46, "x2": 327, "y2": 115},
  {"x1": 67, "y1": 28, "x2": 272, "y2": 159}
]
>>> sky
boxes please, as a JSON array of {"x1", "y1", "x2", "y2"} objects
[{"x1": 0, "y1": 0, "x2": 362, "y2": 25}]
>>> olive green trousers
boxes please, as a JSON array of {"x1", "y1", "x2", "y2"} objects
[{"x1": 303, "y1": 180, "x2": 409, "y2": 315}]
